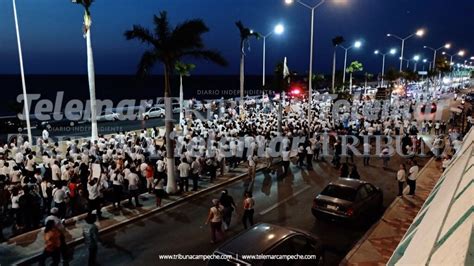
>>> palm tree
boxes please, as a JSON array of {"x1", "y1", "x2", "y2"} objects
[
  {"x1": 331, "y1": 36, "x2": 344, "y2": 93},
  {"x1": 72, "y1": 0, "x2": 98, "y2": 141},
  {"x1": 175, "y1": 61, "x2": 195, "y2": 130},
  {"x1": 236, "y1": 21, "x2": 260, "y2": 116},
  {"x1": 346, "y1": 61, "x2": 363, "y2": 94},
  {"x1": 125, "y1": 11, "x2": 227, "y2": 194}
]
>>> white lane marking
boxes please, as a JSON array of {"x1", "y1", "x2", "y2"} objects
[{"x1": 259, "y1": 185, "x2": 312, "y2": 216}]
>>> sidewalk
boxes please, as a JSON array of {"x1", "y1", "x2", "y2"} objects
[
  {"x1": 0, "y1": 162, "x2": 263, "y2": 265},
  {"x1": 340, "y1": 157, "x2": 442, "y2": 265}
]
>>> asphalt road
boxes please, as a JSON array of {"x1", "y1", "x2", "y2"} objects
[
  {"x1": 61, "y1": 153, "x2": 428, "y2": 266},
  {"x1": 34, "y1": 96, "x2": 459, "y2": 266}
]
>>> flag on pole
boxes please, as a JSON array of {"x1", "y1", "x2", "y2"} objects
[{"x1": 283, "y1": 57, "x2": 290, "y2": 79}]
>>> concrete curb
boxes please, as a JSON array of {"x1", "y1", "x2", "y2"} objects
[
  {"x1": 14, "y1": 164, "x2": 269, "y2": 265},
  {"x1": 340, "y1": 157, "x2": 437, "y2": 265}
]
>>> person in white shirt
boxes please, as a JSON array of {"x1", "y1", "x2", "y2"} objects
[
  {"x1": 51, "y1": 161, "x2": 61, "y2": 186},
  {"x1": 87, "y1": 174, "x2": 104, "y2": 219},
  {"x1": 281, "y1": 147, "x2": 291, "y2": 176},
  {"x1": 126, "y1": 168, "x2": 142, "y2": 207},
  {"x1": 205, "y1": 198, "x2": 224, "y2": 244},
  {"x1": 177, "y1": 159, "x2": 191, "y2": 192},
  {"x1": 407, "y1": 160, "x2": 419, "y2": 196},
  {"x1": 305, "y1": 144, "x2": 313, "y2": 170},
  {"x1": 191, "y1": 158, "x2": 201, "y2": 191},
  {"x1": 52, "y1": 184, "x2": 67, "y2": 219},
  {"x1": 247, "y1": 154, "x2": 257, "y2": 180},
  {"x1": 111, "y1": 168, "x2": 124, "y2": 209},
  {"x1": 442, "y1": 155, "x2": 452, "y2": 172},
  {"x1": 396, "y1": 164, "x2": 407, "y2": 196}
]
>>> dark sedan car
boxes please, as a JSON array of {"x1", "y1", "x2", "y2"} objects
[
  {"x1": 420, "y1": 102, "x2": 437, "y2": 113},
  {"x1": 208, "y1": 223, "x2": 324, "y2": 266},
  {"x1": 312, "y1": 178, "x2": 383, "y2": 222}
]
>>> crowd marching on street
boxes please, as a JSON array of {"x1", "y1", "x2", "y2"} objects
[{"x1": 0, "y1": 87, "x2": 472, "y2": 264}]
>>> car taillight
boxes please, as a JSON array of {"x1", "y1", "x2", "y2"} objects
[{"x1": 346, "y1": 208, "x2": 354, "y2": 216}]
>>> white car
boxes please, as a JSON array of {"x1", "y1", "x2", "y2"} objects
[
  {"x1": 142, "y1": 107, "x2": 165, "y2": 120},
  {"x1": 94, "y1": 111, "x2": 120, "y2": 122}
]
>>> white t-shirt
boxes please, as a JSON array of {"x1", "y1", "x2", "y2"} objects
[
  {"x1": 53, "y1": 187, "x2": 66, "y2": 203},
  {"x1": 408, "y1": 165, "x2": 419, "y2": 181},
  {"x1": 282, "y1": 151, "x2": 290, "y2": 162},
  {"x1": 51, "y1": 164, "x2": 60, "y2": 181},
  {"x1": 177, "y1": 162, "x2": 191, "y2": 177},
  {"x1": 210, "y1": 206, "x2": 224, "y2": 223},
  {"x1": 397, "y1": 169, "x2": 406, "y2": 182}
]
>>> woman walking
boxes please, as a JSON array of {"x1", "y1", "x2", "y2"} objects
[
  {"x1": 242, "y1": 191, "x2": 255, "y2": 229},
  {"x1": 397, "y1": 164, "x2": 407, "y2": 196},
  {"x1": 153, "y1": 178, "x2": 166, "y2": 207},
  {"x1": 39, "y1": 220, "x2": 61, "y2": 266},
  {"x1": 205, "y1": 199, "x2": 224, "y2": 244}
]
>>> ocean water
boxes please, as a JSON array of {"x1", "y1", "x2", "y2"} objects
[{"x1": 0, "y1": 75, "x2": 266, "y2": 116}]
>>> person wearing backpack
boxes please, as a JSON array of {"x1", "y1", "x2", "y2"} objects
[{"x1": 205, "y1": 199, "x2": 224, "y2": 243}]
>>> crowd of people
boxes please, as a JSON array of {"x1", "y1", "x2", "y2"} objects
[{"x1": 0, "y1": 87, "x2": 471, "y2": 262}]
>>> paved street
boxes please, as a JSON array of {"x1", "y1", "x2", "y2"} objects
[{"x1": 63, "y1": 154, "x2": 428, "y2": 266}]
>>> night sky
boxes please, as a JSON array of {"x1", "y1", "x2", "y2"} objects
[{"x1": 0, "y1": 0, "x2": 473, "y2": 76}]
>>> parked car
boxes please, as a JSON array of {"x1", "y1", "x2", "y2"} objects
[
  {"x1": 312, "y1": 178, "x2": 383, "y2": 222},
  {"x1": 142, "y1": 106, "x2": 165, "y2": 120},
  {"x1": 37, "y1": 111, "x2": 84, "y2": 130},
  {"x1": 420, "y1": 102, "x2": 437, "y2": 113},
  {"x1": 95, "y1": 111, "x2": 120, "y2": 122},
  {"x1": 208, "y1": 223, "x2": 324, "y2": 266}
]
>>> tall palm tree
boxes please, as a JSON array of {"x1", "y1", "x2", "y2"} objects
[
  {"x1": 175, "y1": 61, "x2": 195, "y2": 130},
  {"x1": 236, "y1": 21, "x2": 260, "y2": 116},
  {"x1": 72, "y1": 0, "x2": 98, "y2": 141},
  {"x1": 125, "y1": 11, "x2": 227, "y2": 194},
  {"x1": 331, "y1": 36, "x2": 344, "y2": 93},
  {"x1": 346, "y1": 61, "x2": 363, "y2": 94}
]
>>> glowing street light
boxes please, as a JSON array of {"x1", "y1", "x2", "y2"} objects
[
  {"x1": 340, "y1": 40, "x2": 363, "y2": 92},
  {"x1": 423, "y1": 42, "x2": 451, "y2": 71},
  {"x1": 284, "y1": 0, "x2": 328, "y2": 123},
  {"x1": 387, "y1": 28, "x2": 425, "y2": 71},
  {"x1": 374, "y1": 48, "x2": 397, "y2": 87},
  {"x1": 261, "y1": 23, "x2": 285, "y2": 87},
  {"x1": 413, "y1": 55, "x2": 420, "y2": 72},
  {"x1": 458, "y1": 50, "x2": 466, "y2": 57}
]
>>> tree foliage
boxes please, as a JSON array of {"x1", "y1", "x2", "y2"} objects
[
  {"x1": 346, "y1": 61, "x2": 363, "y2": 74},
  {"x1": 235, "y1": 21, "x2": 261, "y2": 55}
]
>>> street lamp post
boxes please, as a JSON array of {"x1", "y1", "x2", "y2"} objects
[
  {"x1": 413, "y1": 55, "x2": 420, "y2": 72},
  {"x1": 285, "y1": 0, "x2": 326, "y2": 124},
  {"x1": 12, "y1": 0, "x2": 33, "y2": 144},
  {"x1": 423, "y1": 43, "x2": 451, "y2": 71},
  {"x1": 262, "y1": 24, "x2": 284, "y2": 87},
  {"x1": 340, "y1": 40, "x2": 362, "y2": 91},
  {"x1": 387, "y1": 29, "x2": 425, "y2": 72},
  {"x1": 443, "y1": 50, "x2": 465, "y2": 87},
  {"x1": 374, "y1": 48, "x2": 396, "y2": 88}
]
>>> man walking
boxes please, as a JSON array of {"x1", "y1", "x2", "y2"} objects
[
  {"x1": 83, "y1": 214, "x2": 100, "y2": 266},
  {"x1": 177, "y1": 159, "x2": 191, "y2": 192}
]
